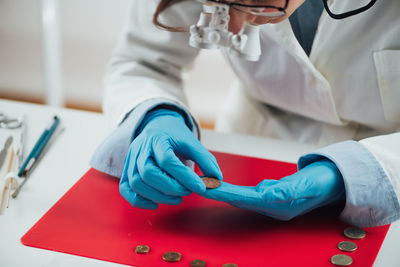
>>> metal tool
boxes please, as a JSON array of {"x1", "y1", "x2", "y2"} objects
[
  {"x1": 0, "y1": 136, "x2": 13, "y2": 169},
  {"x1": 16, "y1": 116, "x2": 26, "y2": 170},
  {"x1": 0, "y1": 112, "x2": 23, "y2": 129},
  {"x1": 0, "y1": 146, "x2": 18, "y2": 212},
  {"x1": 13, "y1": 116, "x2": 60, "y2": 198}
]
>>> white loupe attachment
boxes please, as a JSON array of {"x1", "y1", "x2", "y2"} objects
[
  {"x1": 229, "y1": 22, "x2": 261, "y2": 61},
  {"x1": 189, "y1": 3, "x2": 261, "y2": 61}
]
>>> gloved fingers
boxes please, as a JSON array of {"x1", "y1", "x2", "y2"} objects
[
  {"x1": 262, "y1": 177, "x2": 316, "y2": 203},
  {"x1": 256, "y1": 179, "x2": 281, "y2": 191},
  {"x1": 260, "y1": 169, "x2": 342, "y2": 221},
  {"x1": 262, "y1": 184, "x2": 298, "y2": 204},
  {"x1": 180, "y1": 140, "x2": 223, "y2": 180},
  {"x1": 137, "y1": 148, "x2": 191, "y2": 196},
  {"x1": 201, "y1": 181, "x2": 262, "y2": 206},
  {"x1": 129, "y1": 173, "x2": 183, "y2": 205},
  {"x1": 119, "y1": 177, "x2": 158, "y2": 210},
  {"x1": 208, "y1": 190, "x2": 315, "y2": 221},
  {"x1": 153, "y1": 139, "x2": 206, "y2": 193},
  {"x1": 123, "y1": 143, "x2": 139, "y2": 176},
  {"x1": 281, "y1": 161, "x2": 341, "y2": 191}
]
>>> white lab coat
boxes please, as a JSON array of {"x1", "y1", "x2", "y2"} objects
[{"x1": 102, "y1": 0, "x2": 400, "y2": 226}]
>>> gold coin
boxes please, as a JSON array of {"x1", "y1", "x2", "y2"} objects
[
  {"x1": 222, "y1": 264, "x2": 238, "y2": 267},
  {"x1": 162, "y1": 251, "x2": 182, "y2": 262},
  {"x1": 338, "y1": 241, "x2": 357, "y2": 252},
  {"x1": 190, "y1": 259, "x2": 206, "y2": 267},
  {"x1": 201, "y1": 177, "x2": 221, "y2": 189},
  {"x1": 331, "y1": 254, "x2": 353, "y2": 266},
  {"x1": 344, "y1": 227, "x2": 366, "y2": 240},
  {"x1": 134, "y1": 245, "x2": 150, "y2": 254}
]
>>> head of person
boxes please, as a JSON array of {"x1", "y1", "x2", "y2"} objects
[
  {"x1": 154, "y1": 0, "x2": 304, "y2": 34},
  {"x1": 153, "y1": 0, "x2": 378, "y2": 34}
]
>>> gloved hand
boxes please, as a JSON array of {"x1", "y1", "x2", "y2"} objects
[
  {"x1": 120, "y1": 108, "x2": 222, "y2": 210},
  {"x1": 200, "y1": 160, "x2": 345, "y2": 220}
]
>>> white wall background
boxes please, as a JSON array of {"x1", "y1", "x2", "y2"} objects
[
  {"x1": 0, "y1": 0, "x2": 44, "y2": 98},
  {"x1": 0, "y1": 0, "x2": 234, "y2": 124}
]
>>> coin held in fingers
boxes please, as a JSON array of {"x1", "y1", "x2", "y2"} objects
[{"x1": 201, "y1": 177, "x2": 221, "y2": 189}]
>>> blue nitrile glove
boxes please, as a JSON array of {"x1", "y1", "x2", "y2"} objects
[
  {"x1": 200, "y1": 160, "x2": 345, "y2": 220},
  {"x1": 120, "y1": 108, "x2": 222, "y2": 210}
]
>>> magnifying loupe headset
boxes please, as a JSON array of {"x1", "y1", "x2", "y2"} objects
[{"x1": 155, "y1": 0, "x2": 377, "y2": 61}]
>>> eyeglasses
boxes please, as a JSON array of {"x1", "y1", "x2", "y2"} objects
[
  {"x1": 323, "y1": 0, "x2": 377, "y2": 20},
  {"x1": 200, "y1": 0, "x2": 289, "y2": 17},
  {"x1": 153, "y1": 0, "x2": 289, "y2": 32}
]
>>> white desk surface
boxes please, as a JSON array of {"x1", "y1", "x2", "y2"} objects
[{"x1": 0, "y1": 99, "x2": 399, "y2": 267}]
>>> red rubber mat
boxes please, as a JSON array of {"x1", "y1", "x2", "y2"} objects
[{"x1": 21, "y1": 151, "x2": 389, "y2": 267}]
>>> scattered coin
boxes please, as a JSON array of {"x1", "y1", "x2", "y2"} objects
[
  {"x1": 162, "y1": 251, "x2": 182, "y2": 262},
  {"x1": 190, "y1": 259, "x2": 206, "y2": 267},
  {"x1": 201, "y1": 177, "x2": 221, "y2": 189},
  {"x1": 222, "y1": 264, "x2": 238, "y2": 267},
  {"x1": 338, "y1": 241, "x2": 357, "y2": 252},
  {"x1": 344, "y1": 227, "x2": 366, "y2": 240},
  {"x1": 331, "y1": 254, "x2": 353, "y2": 266},
  {"x1": 134, "y1": 245, "x2": 150, "y2": 254}
]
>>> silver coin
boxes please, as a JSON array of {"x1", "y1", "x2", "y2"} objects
[
  {"x1": 338, "y1": 241, "x2": 357, "y2": 252},
  {"x1": 331, "y1": 254, "x2": 353, "y2": 266},
  {"x1": 344, "y1": 227, "x2": 366, "y2": 239}
]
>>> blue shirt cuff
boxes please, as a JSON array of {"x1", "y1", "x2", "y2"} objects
[
  {"x1": 90, "y1": 98, "x2": 198, "y2": 177},
  {"x1": 298, "y1": 140, "x2": 400, "y2": 227}
]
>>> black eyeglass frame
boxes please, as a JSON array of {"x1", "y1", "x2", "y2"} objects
[
  {"x1": 322, "y1": 0, "x2": 377, "y2": 20},
  {"x1": 201, "y1": 0, "x2": 289, "y2": 16}
]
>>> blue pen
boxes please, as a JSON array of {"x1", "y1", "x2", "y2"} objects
[{"x1": 17, "y1": 116, "x2": 60, "y2": 177}]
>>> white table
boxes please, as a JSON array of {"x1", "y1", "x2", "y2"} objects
[{"x1": 0, "y1": 99, "x2": 399, "y2": 267}]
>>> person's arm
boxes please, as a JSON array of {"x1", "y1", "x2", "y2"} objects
[
  {"x1": 91, "y1": 0, "x2": 204, "y2": 176},
  {"x1": 90, "y1": 100, "x2": 197, "y2": 177},
  {"x1": 201, "y1": 133, "x2": 400, "y2": 228},
  {"x1": 103, "y1": 0, "x2": 202, "y2": 127},
  {"x1": 298, "y1": 134, "x2": 400, "y2": 227}
]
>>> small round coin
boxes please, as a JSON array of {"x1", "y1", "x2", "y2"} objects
[
  {"x1": 134, "y1": 245, "x2": 150, "y2": 254},
  {"x1": 201, "y1": 177, "x2": 221, "y2": 189},
  {"x1": 331, "y1": 254, "x2": 353, "y2": 266},
  {"x1": 338, "y1": 241, "x2": 358, "y2": 252},
  {"x1": 221, "y1": 264, "x2": 238, "y2": 267},
  {"x1": 344, "y1": 227, "x2": 366, "y2": 240},
  {"x1": 190, "y1": 259, "x2": 206, "y2": 267},
  {"x1": 162, "y1": 251, "x2": 182, "y2": 262}
]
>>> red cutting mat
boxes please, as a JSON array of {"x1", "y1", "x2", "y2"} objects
[{"x1": 21, "y1": 151, "x2": 389, "y2": 267}]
